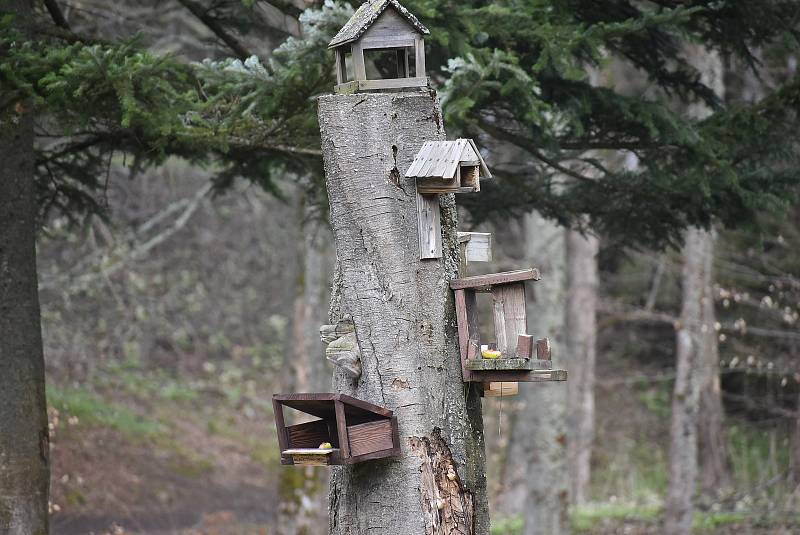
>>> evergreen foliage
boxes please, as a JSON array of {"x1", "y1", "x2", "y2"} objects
[{"x1": 2, "y1": 0, "x2": 800, "y2": 248}]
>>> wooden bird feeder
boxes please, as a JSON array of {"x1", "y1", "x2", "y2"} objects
[
  {"x1": 406, "y1": 139, "x2": 492, "y2": 195},
  {"x1": 450, "y1": 269, "x2": 568, "y2": 385},
  {"x1": 273, "y1": 393, "x2": 400, "y2": 466},
  {"x1": 329, "y1": 0, "x2": 429, "y2": 94}
]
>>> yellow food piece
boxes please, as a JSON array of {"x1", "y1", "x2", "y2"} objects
[
  {"x1": 319, "y1": 442, "x2": 333, "y2": 450},
  {"x1": 481, "y1": 349, "x2": 501, "y2": 359}
]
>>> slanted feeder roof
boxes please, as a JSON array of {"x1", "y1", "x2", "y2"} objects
[
  {"x1": 328, "y1": 0, "x2": 430, "y2": 49},
  {"x1": 405, "y1": 139, "x2": 492, "y2": 180}
]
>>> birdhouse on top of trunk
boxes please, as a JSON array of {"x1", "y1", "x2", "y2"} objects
[
  {"x1": 406, "y1": 138, "x2": 492, "y2": 194},
  {"x1": 329, "y1": 0, "x2": 429, "y2": 94}
]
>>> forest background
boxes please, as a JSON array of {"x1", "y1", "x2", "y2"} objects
[{"x1": 2, "y1": 0, "x2": 800, "y2": 534}]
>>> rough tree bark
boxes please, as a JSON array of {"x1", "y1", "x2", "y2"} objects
[
  {"x1": 565, "y1": 230, "x2": 599, "y2": 506},
  {"x1": 499, "y1": 212, "x2": 569, "y2": 534},
  {"x1": 318, "y1": 92, "x2": 489, "y2": 535},
  {"x1": 0, "y1": 2, "x2": 50, "y2": 534},
  {"x1": 665, "y1": 45, "x2": 725, "y2": 535}
]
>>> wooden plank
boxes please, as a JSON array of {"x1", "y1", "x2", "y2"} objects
[
  {"x1": 457, "y1": 232, "x2": 492, "y2": 263},
  {"x1": 360, "y1": 36, "x2": 416, "y2": 49},
  {"x1": 352, "y1": 42, "x2": 366, "y2": 81},
  {"x1": 482, "y1": 382, "x2": 518, "y2": 397},
  {"x1": 334, "y1": 400, "x2": 350, "y2": 459},
  {"x1": 415, "y1": 36, "x2": 426, "y2": 77},
  {"x1": 492, "y1": 282, "x2": 527, "y2": 356},
  {"x1": 333, "y1": 81, "x2": 360, "y2": 95},
  {"x1": 361, "y1": 8, "x2": 418, "y2": 40},
  {"x1": 358, "y1": 77, "x2": 428, "y2": 90},
  {"x1": 286, "y1": 420, "x2": 331, "y2": 448},
  {"x1": 536, "y1": 338, "x2": 552, "y2": 360},
  {"x1": 466, "y1": 358, "x2": 533, "y2": 371},
  {"x1": 335, "y1": 50, "x2": 343, "y2": 85},
  {"x1": 467, "y1": 358, "x2": 552, "y2": 371},
  {"x1": 450, "y1": 268, "x2": 540, "y2": 290},
  {"x1": 416, "y1": 192, "x2": 442, "y2": 259},
  {"x1": 347, "y1": 420, "x2": 394, "y2": 456},
  {"x1": 338, "y1": 394, "x2": 394, "y2": 418},
  {"x1": 273, "y1": 398, "x2": 291, "y2": 464},
  {"x1": 466, "y1": 369, "x2": 568, "y2": 383},
  {"x1": 406, "y1": 141, "x2": 433, "y2": 177},
  {"x1": 515, "y1": 334, "x2": 534, "y2": 359},
  {"x1": 283, "y1": 448, "x2": 337, "y2": 455}
]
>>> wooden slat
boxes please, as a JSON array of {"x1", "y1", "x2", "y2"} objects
[
  {"x1": 482, "y1": 382, "x2": 518, "y2": 397},
  {"x1": 352, "y1": 42, "x2": 366, "y2": 80},
  {"x1": 347, "y1": 420, "x2": 394, "y2": 456},
  {"x1": 467, "y1": 369, "x2": 568, "y2": 383},
  {"x1": 466, "y1": 358, "x2": 552, "y2": 371},
  {"x1": 273, "y1": 398, "x2": 291, "y2": 464},
  {"x1": 334, "y1": 400, "x2": 350, "y2": 459},
  {"x1": 515, "y1": 334, "x2": 534, "y2": 359},
  {"x1": 286, "y1": 420, "x2": 330, "y2": 449},
  {"x1": 357, "y1": 77, "x2": 428, "y2": 90},
  {"x1": 415, "y1": 36, "x2": 426, "y2": 77},
  {"x1": 333, "y1": 81, "x2": 360, "y2": 95},
  {"x1": 457, "y1": 232, "x2": 492, "y2": 263},
  {"x1": 338, "y1": 394, "x2": 394, "y2": 418},
  {"x1": 450, "y1": 268, "x2": 540, "y2": 290},
  {"x1": 416, "y1": 192, "x2": 442, "y2": 259},
  {"x1": 406, "y1": 141, "x2": 433, "y2": 177},
  {"x1": 492, "y1": 282, "x2": 527, "y2": 356},
  {"x1": 360, "y1": 36, "x2": 416, "y2": 49},
  {"x1": 536, "y1": 338, "x2": 552, "y2": 360}
]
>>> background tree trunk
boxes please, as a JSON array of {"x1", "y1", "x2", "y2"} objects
[
  {"x1": 278, "y1": 195, "x2": 334, "y2": 535},
  {"x1": 566, "y1": 230, "x2": 599, "y2": 506},
  {"x1": 319, "y1": 92, "x2": 489, "y2": 535},
  {"x1": 0, "y1": 2, "x2": 50, "y2": 533},
  {"x1": 665, "y1": 45, "x2": 725, "y2": 535},
  {"x1": 498, "y1": 212, "x2": 569, "y2": 534}
]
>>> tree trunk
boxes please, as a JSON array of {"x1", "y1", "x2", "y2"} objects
[
  {"x1": 278, "y1": 197, "x2": 334, "y2": 535},
  {"x1": 665, "y1": 45, "x2": 726, "y2": 535},
  {"x1": 0, "y1": 3, "x2": 50, "y2": 533},
  {"x1": 319, "y1": 92, "x2": 489, "y2": 535},
  {"x1": 565, "y1": 230, "x2": 599, "y2": 506},
  {"x1": 499, "y1": 212, "x2": 569, "y2": 534},
  {"x1": 665, "y1": 227, "x2": 713, "y2": 535},
  {"x1": 696, "y1": 231, "x2": 730, "y2": 494}
]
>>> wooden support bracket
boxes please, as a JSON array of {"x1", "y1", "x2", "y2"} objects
[{"x1": 416, "y1": 192, "x2": 442, "y2": 259}]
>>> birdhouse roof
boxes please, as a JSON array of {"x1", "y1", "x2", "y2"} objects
[
  {"x1": 273, "y1": 393, "x2": 393, "y2": 420},
  {"x1": 328, "y1": 0, "x2": 430, "y2": 49},
  {"x1": 405, "y1": 139, "x2": 492, "y2": 180}
]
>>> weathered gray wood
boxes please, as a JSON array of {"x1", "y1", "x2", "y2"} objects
[
  {"x1": 457, "y1": 232, "x2": 492, "y2": 262},
  {"x1": 482, "y1": 382, "x2": 518, "y2": 397},
  {"x1": 358, "y1": 77, "x2": 428, "y2": 90},
  {"x1": 319, "y1": 92, "x2": 488, "y2": 535},
  {"x1": 465, "y1": 358, "x2": 552, "y2": 371},
  {"x1": 352, "y1": 42, "x2": 366, "y2": 81},
  {"x1": 328, "y1": 0, "x2": 430, "y2": 49},
  {"x1": 417, "y1": 192, "x2": 442, "y2": 259},
  {"x1": 492, "y1": 282, "x2": 528, "y2": 356},
  {"x1": 450, "y1": 268, "x2": 540, "y2": 290},
  {"x1": 360, "y1": 36, "x2": 417, "y2": 49},
  {"x1": 415, "y1": 35, "x2": 426, "y2": 77},
  {"x1": 335, "y1": 49, "x2": 344, "y2": 85}
]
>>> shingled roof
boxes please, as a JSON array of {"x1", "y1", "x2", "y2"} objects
[
  {"x1": 328, "y1": 0, "x2": 430, "y2": 49},
  {"x1": 405, "y1": 139, "x2": 492, "y2": 180}
]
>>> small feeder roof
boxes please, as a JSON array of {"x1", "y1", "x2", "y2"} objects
[
  {"x1": 328, "y1": 0, "x2": 430, "y2": 49},
  {"x1": 405, "y1": 139, "x2": 492, "y2": 180},
  {"x1": 273, "y1": 393, "x2": 393, "y2": 420}
]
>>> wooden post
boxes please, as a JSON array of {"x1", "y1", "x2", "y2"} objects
[
  {"x1": 319, "y1": 92, "x2": 489, "y2": 534},
  {"x1": 492, "y1": 282, "x2": 527, "y2": 356}
]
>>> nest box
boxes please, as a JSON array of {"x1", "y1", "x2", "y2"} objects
[
  {"x1": 273, "y1": 393, "x2": 400, "y2": 466},
  {"x1": 450, "y1": 269, "x2": 568, "y2": 385},
  {"x1": 329, "y1": 0, "x2": 429, "y2": 94},
  {"x1": 406, "y1": 139, "x2": 492, "y2": 194}
]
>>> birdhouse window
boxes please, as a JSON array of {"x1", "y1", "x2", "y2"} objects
[
  {"x1": 459, "y1": 164, "x2": 480, "y2": 190},
  {"x1": 338, "y1": 50, "x2": 354, "y2": 82},
  {"x1": 364, "y1": 47, "x2": 416, "y2": 80},
  {"x1": 273, "y1": 393, "x2": 400, "y2": 466}
]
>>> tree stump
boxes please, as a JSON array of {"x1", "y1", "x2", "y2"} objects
[{"x1": 318, "y1": 91, "x2": 489, "y2": 535}]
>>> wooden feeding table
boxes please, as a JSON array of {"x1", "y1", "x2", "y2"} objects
[
  {"x1": 450, "y1": 269, "x2": 568, "y2": 386},
  {"x1": 273, "y1": 393, "x2": 400, "y2": 466}
]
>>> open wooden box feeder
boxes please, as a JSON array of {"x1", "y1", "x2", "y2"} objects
[
  {"x1": 329, "y1": 0, "x2": 429, "y2": 94},
  {"x1": 451, "y1": 269, "x2": 568, "y2": 387},
  {"x1": 406, "y1": 139, "x2": 492, "y2": 194},
  {"x1": 273, "y1": 393, "x2": 400, "y2": 466}
]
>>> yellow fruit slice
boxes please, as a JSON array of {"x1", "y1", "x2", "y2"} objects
[
  {"x1": 319, "y1": 442, "x2": 333, "y2": 450},
  {"x1": 481, "y1": 349, "x2": 501, "y2": 359}
]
